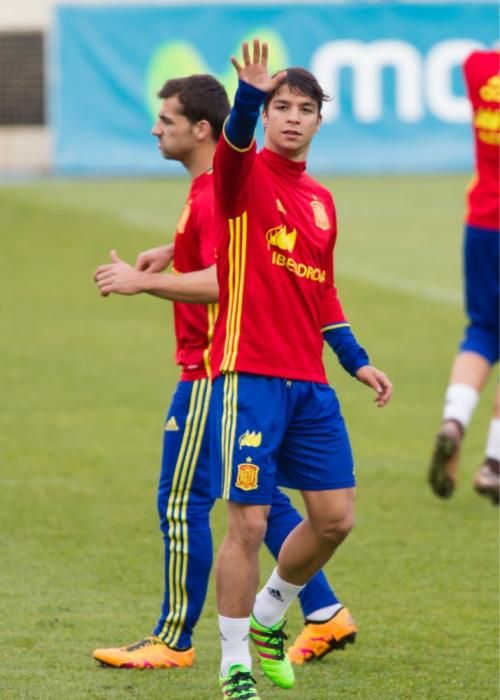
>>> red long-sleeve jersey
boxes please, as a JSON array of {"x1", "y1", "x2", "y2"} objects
[
  {"x1": 211, "y1": 138, "x2": 347, "y2": 383},
  {"x1": 172, "y1": 170, "x2": 217, "y2": 380},
  {"x1": 463, "y1": 50, "x2": 500, "y2": 230}
]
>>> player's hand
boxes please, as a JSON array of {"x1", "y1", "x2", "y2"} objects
[
  {"x1": 231, "y1": 39, "x2": 287, "y2": 93},
  {"x1": 135, "y1": 243, "x2": 174, "y2": 272},
  {"x1": 94, "y1": 250, "x2": 145, "y2": 297},
  {"x1": 355, "y1": 365, "x2": 393, "y2": 407}
]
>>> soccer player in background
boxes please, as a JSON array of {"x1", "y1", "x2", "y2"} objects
[
  {"x1": 210, "y1": 41, "x2": 392, "y2": 698},
  {"x1": 92, "y1": 74, "x2": 358, "y2": 671},
  {"x1": 428, "y1": 50, "x2": 499, "y2": 505}
]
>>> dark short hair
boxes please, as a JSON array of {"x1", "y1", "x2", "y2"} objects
[
  {"x1": 157, "y1": 74, "x2": 230, "y2": 141},
  {"x1": 263, "y1": 68, "x2": 329, "y2": 115}
]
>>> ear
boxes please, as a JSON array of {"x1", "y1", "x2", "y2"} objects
[
  {"x1": 194, "y1": 119, "x2": 212, "y2": 141},
  {"x1": 262, "y1": 109, "x2": 269, "y2": 129},
  {"x1": 315, "y1": 114, "x2": 322, "y2": 132}
]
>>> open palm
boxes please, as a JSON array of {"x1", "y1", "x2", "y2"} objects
[{"x1": 231, "y1": 39, "x2": 286, "y2": 93}]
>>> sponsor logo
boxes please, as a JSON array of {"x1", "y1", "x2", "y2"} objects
[
  {"x1": 266, "y1": 224, "x2": 297, "y2": 253},
  {"x1": 271, "y1": 251, "x2": 326, "y2": 283},
  {"x1": 310, "y1": 198, "x2": 330, "y2": 230},
  {"x1": 238, "y1": 430, "x2": 262, "y2": 449},
  {"x1": 266, "y1": 587, "x2": 284, "y2": 602},
  {"x1": 165, "y1": 416, "x2": 180, "y2": 431},
  {"x1": 235, "y1": 463, "x2": 259, "y2": 491}
]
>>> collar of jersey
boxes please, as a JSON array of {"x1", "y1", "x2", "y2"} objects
[{"x1": 260, "y1": 147, "x2": 306, "y2": 179}]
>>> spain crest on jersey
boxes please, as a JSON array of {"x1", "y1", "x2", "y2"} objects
[
  {"x1": 235, "y1": 463, "x2": 259, "y2": 491},
  {"x1": 311, "y1": 198, "x2": 330, "y2": 230}
]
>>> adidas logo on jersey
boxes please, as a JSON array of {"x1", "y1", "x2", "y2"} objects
[{"x1": 165, "y1": 416, "x2": 180, "y2": 431}]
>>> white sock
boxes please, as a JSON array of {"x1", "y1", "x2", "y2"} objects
[
  {"x1": 443, "y1": 384, "x2": 479, "y2": 428},
  {"x1": 306, "y1": 603, "x2": 343, "y2": 622},
  {"x1": 253, "y1": 568, "x2": 304, "y2": 628},
  {"x1": 485, "y1": 418, "x2": 500, "y2": 461},
  {"x1": 218, "y1": 615, "x2": 251, "y2": 676}
]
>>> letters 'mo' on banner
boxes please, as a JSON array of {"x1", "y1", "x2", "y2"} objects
[{"x1": 51, "y1": 3, "x2": 497, "y2": 174}]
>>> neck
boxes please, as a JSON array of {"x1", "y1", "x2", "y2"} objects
[
  {"x1": 183, "y1": 143, "x2": 216, "y2": 179},
  {"x1": 264, "y1": 138, "x2": 309, "y2": 163}
]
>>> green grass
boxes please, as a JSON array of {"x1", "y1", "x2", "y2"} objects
[{"x1": 0, "y1": 174, "x2": 497, "y2": 699}]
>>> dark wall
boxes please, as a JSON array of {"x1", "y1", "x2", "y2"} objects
[{"x1": 0, "y1": 32, "x2": 44, "y2": 125}]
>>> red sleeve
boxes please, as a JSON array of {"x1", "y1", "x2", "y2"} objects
[
  {"x1": 213, "y1": 126, "x2": 257, "y2": 217},
  {"x1": 463, "y1": 50, "x2": 500, "y2": 103},
  {"x1": 320, "y1": 195, "x2": 348, "y2": 329}
]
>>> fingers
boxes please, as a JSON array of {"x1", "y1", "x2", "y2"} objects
[
  {"x1": 261, "y1": 42, "x2": 268, "y2": 66},
  {"x1": 270, "y1": 69, "x2": 287, "y2": 90},
  {"x1": 252, "y1": 38, "x2": 260, "y2": 64},
  {"x1": 110, "y1": 249, "x2": 123, "y2": 263},
  {"x1": 372, "y1": 371, "x2": 393, "y2": 407},
  {"x1": 135, "y1": 254, "x2": 150, "y2": 271},
  {"x1": 242, "y1": 41, "x2": 251, "y2": 66},
  {"x1": 230, "y1": 56, "x2": 243, "y2": 74}
]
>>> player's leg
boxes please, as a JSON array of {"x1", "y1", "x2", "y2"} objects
[
  {"x1": 429, "y1": 225, "x2": 499, "y2": 498},
  {"x1": 264, "y1": 487, "x2": 357, "y2": 664},
  {"x1": 473, "y1": 385, "x2": 500, "y2": 504},
  {"x1": 251, "y1": 381, "x2": 354, "y2": 680},
  {"x1": 210, "y1": 373, "x2": 293, "y2": 695},
  {"x1": 93, "y1": 378, "x2": 213, "y2": 669}
]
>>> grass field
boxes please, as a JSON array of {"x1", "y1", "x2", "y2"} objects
[{"x1": 0, "y1": 174, "x2": 497, "y2": 699}]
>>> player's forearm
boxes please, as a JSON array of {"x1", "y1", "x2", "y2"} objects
[
  {"x1": 143, "y1": 265, "x2": 218, "y2": 303},
  {"x1": 323, "y1": 325, "x2": 370, "y2": 376},
  {"x1": 224, "y1": 80, "x2": 266, "y2": 148}
]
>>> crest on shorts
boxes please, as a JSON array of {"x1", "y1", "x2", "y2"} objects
[
  {"x1": 310, "y1": 198, "x2": 330, "y2": 230},
  {"x1": 235, "y1": 463, "x2": 259, "y2": 491}
]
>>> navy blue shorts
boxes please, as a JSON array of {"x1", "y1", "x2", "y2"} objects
[
  {"x1": 210, "y1": 373, "x2": 355, "y2": 504},
  {"x1": 460, "y1": 225, "x2": 499, "y2": 364}
]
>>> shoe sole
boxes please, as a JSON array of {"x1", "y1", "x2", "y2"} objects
[
  {"x1": 316, "y1": 632, "x2": 356, "y2": 659},
  {"x1": 428, "y1": 434, "x2": 458, "y2": 498},
  {"x1": 95, "y1": 659, "x2": 187, "y2": 670},
  {"x1": 474, "y1": 483, "x2": 500, "y2": 505},
  {"x1": 290, "y1": 631, "x2": 356, "y2": 664}
]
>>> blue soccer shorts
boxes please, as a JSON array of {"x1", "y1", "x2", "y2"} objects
[
  {"x1": 460, "y1": 225, "x2": 499, "y2": 365},
  {"x1": 210, "y1": 372, "x2": 355, "y2": 504}
]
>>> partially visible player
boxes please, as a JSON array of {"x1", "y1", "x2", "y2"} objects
[
  {"x1": 209, "y1": 41, "x2": 392, "y2": 699},
  {"x1": 428, "y1": 50, "x2": 499, "y2": 504},
  {"x1": 92, "y1": 74, "x2": 358, "y2": 672}
]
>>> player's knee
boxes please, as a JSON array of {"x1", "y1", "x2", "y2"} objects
[
  {"x1": 314, "y1": 509, "x2": 354, "y2": 545},
  {"x1": 227, "y1": 504, "x2": 268, "y2": 551}
]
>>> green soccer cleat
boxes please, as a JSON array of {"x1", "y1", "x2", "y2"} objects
[
  {"x1": 219, "y1": 664, "x2": 261, "y2": 699},
  {"x1": 249, "y1": 615, "x2": 295, "y2": 689}
]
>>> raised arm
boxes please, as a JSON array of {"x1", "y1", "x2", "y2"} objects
[{"x1": 214, "y1": 40, "x2": 286, "y2": 212}]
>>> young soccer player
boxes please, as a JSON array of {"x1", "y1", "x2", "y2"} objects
[
  {"x1": 92, "y1": 74, "x2": 358, "y2": 671},
  {"x1": 428, "y1": 50, "x2": 499, "y2": 505},
  {"x1": 210, "y1": 41, "x2": 392, "y2": 698}
]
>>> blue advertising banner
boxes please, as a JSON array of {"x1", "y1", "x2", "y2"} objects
[{"x1": 51, "y1": 3, "x2": 497, "y2": 174}]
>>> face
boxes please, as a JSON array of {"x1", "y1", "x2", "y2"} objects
[
  {"x1": 262, "y1": 84, "x2": 322, "y2": 160},
  {"x1": 151, "y1": 95, "x2": 197, "y2": 162}
]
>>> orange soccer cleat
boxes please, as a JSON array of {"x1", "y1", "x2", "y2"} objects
[
  {"x1": 288, "y1": 607, "x2": 357, "y2": 665},
  {"x1": 92, "y1": 635, "x2": 195, "y2": 669}
]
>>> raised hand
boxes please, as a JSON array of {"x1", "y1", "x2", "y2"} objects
[{"x1": 230, "y1": 39, "x2": 286, "y2": 93}]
